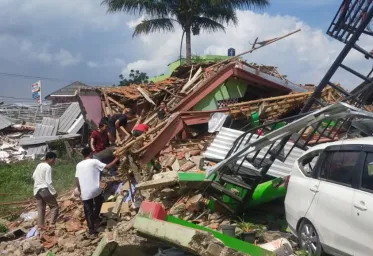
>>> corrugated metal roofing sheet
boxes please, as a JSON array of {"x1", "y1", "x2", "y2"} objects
[
  {"x1": 68, "y1": 115, "x2": 84, "y2": 134},
  {"x1": 58, "y1": 102, "x2": 82, "y2": 133},
  {"x1": 0, "y1": 114, "x2": 13, "y2": 130},
  {"x1": 26, "y1": 118, "x2": 59, "y2": 156},
  {"x1": 20, "y1": 134, "x2": 80, "y2": 146},
  {"x1": 204, "y1": 127, "x2": 305, "y2": 178}
]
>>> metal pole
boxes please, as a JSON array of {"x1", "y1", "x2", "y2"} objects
[
  {"x1": 301, "y1": 5, "x2": 373, "y2": 113},
  {"x1": 40, "y1": 80, "x2": 43, "y2": 113}
]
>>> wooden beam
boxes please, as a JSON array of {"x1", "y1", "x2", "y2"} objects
[
  {"x1": 104, "y1": 92, "x2": 113, "y2": 116},
  {"x1": 108, "y1": 96, "x2": 125, "y2": 109}
]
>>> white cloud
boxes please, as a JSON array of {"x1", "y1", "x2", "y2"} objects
[
  {"x1": 55, "y1": 49, "x2": 81, "y2": 67},
  {"x1": 87, "y1": 61, "x2": 99, "y2": 68},
  {"x1": 126, "y1": 16, "x2": 144, "y2": 29},
  {"x1": 123, "y1": 10, "x2": 372, "y2": 90}
]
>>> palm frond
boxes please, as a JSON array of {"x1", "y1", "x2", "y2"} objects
[
  {"x1": 206, "y1": 0, "x2": 269, "y2": 10},
  {"x1": 133, "y1": 18, "x2": 175, "y2": 37},
  {"x1": 192, "y1": 17, "x2": 226, "y2": 33},
  {"x1": 202, "y1": 7, "x2": 238, "y2": 25},
  {"x1": 101, "y1": 0, "x2": 168, "y2": 17}
]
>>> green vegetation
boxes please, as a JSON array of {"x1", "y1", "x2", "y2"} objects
[
  {"x1": 0, "y1": 157, "x2": 79, "y2": 219},
  {"x1": 119, "y1": 69, "x2": 149, "y2": 86},
  {"x1": 102, "y1": 0, "x2": 269, "y2": 64}
]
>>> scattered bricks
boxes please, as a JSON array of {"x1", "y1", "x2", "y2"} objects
[
  {"x1": 6, "y1": 244, "x2": 16, "y2": 254},
  {"x1": 171, "y1": 159, "x2": 180, "y2": 172},
  {"x1": 164, "y1": 155, "x2": 176, "y2": 168},
  {"x1": 66, "y1": 220, "x2": 82, "y2": 232},
  {"x1": 80, "y1": 239, "x2": 91, "y2": 248},
  {"x1": 179, "y1": 161, "x2": 196, "y2": 172},
  {"x1": 188, "y1": 150, "x2": 201, "y2": 157},
  {"x1": 160, "y1": 188, "x2": 177, "y2": 198},
  {"x1": 30, "y1": 239, "x2": 44, "y2": 254},
  {"x1": 207, "y1": 223, "x2": 219, "y2": 230},
  {"x1": 22, "y1": 241, "x2": 32, "y2": 254},
  {"x1": 176, "y1": 152, "x2": 185, "y2": 160},
  {"x1": 169, "y1": 202, "x2": 186, "y2": 215},
  {"x1": 14, "y1": 249, "x2": 22, "y2": 256},
  {"x1": 72, "y1": 209, "x2": 82, "y2": 220},
  {"x1": 64, "y1": 242, "x2": 76, "y2": 252},
  {"x1": 107, "y1": 219, "x2": 118, "y2": 229},
  {"x1": 186, "y1": 194, "x2": 203, "y2": 213}
]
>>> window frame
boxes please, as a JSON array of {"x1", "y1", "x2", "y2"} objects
[
  {"x1": 297, "y1": 150, "x2": 323, "y2": 177},
  {"x1": 315, "y1": 144, "x2": 365, "y2": 189},
  {"x1": 357, "y1": 146, "x2": 373, "y2": 194}
]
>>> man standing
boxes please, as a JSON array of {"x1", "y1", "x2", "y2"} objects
[
  {"x1": 90, "y1": 122, "x2": 109, "y2": 154},
  {"x1": 75, "y1": 147, "x2": 119, "y2": 237},
  {"x1": 33, "y1": 152, "x2": 59, "y2": 229}
]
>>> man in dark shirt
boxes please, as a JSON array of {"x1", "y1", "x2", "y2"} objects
[
  {"x1": 90, "y1": 123, "x2": 109, "y2": 153},
  {"x1": 108, "y1": 113, "x2": 128, "y2": 143},
  {"x1": 157, "y1": 101, "x2": 168, "y2": 121}
]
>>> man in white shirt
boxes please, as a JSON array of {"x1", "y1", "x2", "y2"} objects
[
  {"x1": 75, "y1": 147, "x2": 119, "y2": 237},
  {"x1": 32, "y1": 152, "x2": 59, "y2": 228}
]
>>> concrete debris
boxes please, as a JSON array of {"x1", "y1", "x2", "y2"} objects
[{"x1": 3, "y1": 56, "x2": 371, "y2": 256}]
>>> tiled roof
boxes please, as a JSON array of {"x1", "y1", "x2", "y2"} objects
[{"x1": 45, "y1": 81, "x2": 90, "y2": 98}]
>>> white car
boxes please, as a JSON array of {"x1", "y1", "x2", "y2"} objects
[{"x1": 285, "y1": 137, "x2": 373, "y2": 256}]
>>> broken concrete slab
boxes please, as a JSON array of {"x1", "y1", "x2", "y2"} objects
[
  {"x1": 136, "y1": 171, "x2": 178, "y2": 190},
  {"x1": 100, "y1": 202, "x2": 116, "y2": 215},
  {"x1": 91, "y1": 232, "x2": 118, "y2": 256},
  {"x1": 135, "y1": 216, "x2": 275, "y2": 256}
]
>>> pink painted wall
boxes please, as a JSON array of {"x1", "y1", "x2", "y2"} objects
[{"x1": 79, "y1": 95, "x2": 102, "y2": 126}]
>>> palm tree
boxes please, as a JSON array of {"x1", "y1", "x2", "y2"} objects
[{"x1": 102, "y1": 0, "x2": 269, "y2": 65}]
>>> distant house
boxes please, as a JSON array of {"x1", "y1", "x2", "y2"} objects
[{"x1": 45, "y1": 81, "x2": 90, "y2": 104}]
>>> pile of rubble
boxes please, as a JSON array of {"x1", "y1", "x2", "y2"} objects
[{"x1": 2, "y1": 56, "x2": 373, "y2": 255}]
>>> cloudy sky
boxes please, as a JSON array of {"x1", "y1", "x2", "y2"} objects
[{"x1": 0, "y1": 0, "x2": 372, "y2": 104}]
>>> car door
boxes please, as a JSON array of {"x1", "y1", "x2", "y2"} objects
[
  {"x1": 306, "y1": 147, "x2": 362, "y2": 255},
  {"x1": 351, "y1": 150, "x2": 373, "y2": 256},
  {"x1": 285, "y1": 150, "x2": 322, "y2": 232}
]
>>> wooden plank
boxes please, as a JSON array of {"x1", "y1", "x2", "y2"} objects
[
  {"x1": 101, "y1": 101, "x2": 108, "y2": 116},
  {"x1": 104, "y1": 92, "x2": 113, "y2": 116},
  {"x1": 108, "y1": 96, "x2": 125, "y2": 109},
  {"x1": 181, "y1": 67, "x2": 203, "y2": 93},
  {"x1": 137, "y1": 87, "x2": 156, "y2": 105}
]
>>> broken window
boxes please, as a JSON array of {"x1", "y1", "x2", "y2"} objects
[
  {"x1": 299, "y1": 152, "x2": 320, "y2": 177},
  {"x1": 319, "y1": 151, "x2": 360, "y2": 187},
  {"x1": 362, "y1": 153, "x2": 373, "y2": 192}
]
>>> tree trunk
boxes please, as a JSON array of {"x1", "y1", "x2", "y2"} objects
[{"x1": 185, "y1": 28, "x2": 192, "y2": 65}]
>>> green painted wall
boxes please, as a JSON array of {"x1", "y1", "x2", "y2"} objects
[
  {"x1": 149, "y1": 55, "x2": 233, "y2": 82},
  {"x1": 192, "y1": 78, "x2": 248, "y2": 111}
]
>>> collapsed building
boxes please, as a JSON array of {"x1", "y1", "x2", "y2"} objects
[{"x1": 3, "y1": 0, "x2": 373, "y2": 253}]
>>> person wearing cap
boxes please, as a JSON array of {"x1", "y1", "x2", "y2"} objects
[{"x1": 32, "y1": 152, "x2": 59, "y2": 228}]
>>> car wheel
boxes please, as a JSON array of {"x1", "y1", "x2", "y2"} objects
[{"x1": 298, "y1": 220, "x2": 324, "y2": 256}]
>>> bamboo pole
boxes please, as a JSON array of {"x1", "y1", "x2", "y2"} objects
[
  {"x1": 114, "y1": 120, "x2": 167, "y2": 156},
  {"x1": 104, "y1": 92, "x2": 113, "y2": 116},
  {"x1": 209, "y1": 29, "x2": 301, "y2": 69},
  {"x1": 108, "y1": 96, "x2": 125, "y2": 109}
]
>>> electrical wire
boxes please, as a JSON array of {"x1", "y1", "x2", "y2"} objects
[
  {"x1": 0, "y1": 95, "x2": 37, "y2": 100},
  {"x1": 0, "y1": 71, "x2": 116, "y2": 85}
]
